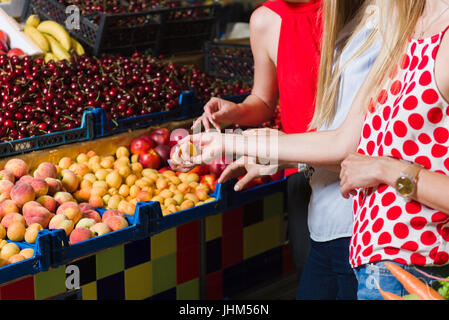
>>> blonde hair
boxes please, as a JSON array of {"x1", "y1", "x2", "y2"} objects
[
  {"x1": 310, "y1": 0, "x2": 379, "y2": 130},
  {"x1": 362, "y1": 0, "x2": 425, "y2": 113}
]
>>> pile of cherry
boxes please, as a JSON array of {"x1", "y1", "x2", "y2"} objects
[{"x1": 0, "y1": 52, "x2": 251, "y2": 142}]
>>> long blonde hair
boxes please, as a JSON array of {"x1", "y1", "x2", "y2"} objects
[
  {"x1": 362, "y1": 0, "x2": 425, "y2": 113},
  {"x1": 310, "y1": 0, "x2": 379, "y2": 130}
]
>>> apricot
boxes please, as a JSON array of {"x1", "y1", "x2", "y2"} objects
[
  {"x1": 0, "y1": 242, "x2": 19, "y2": 260},
  {"x1": 10, "y1": 182, "x2": 35, "y2": 207},
  {"x1": 168, "y1": 175, "x2": 181, "y2": 185},
  {"x1": 105, "y1": 215, "x2": 128, "y2": 232},
  {"x1": 129, "y1": 185, "x2": 141, "y2": 198},
  {"x1": 151, "y1": 196, "x2": 164, "y2": 204},
  {"x1": 156, "y1": 178, "x2": 168, "y2": 191},
  {"x1": 108, "y1": 187, "x2": 119, "y2": 196},
  {"x1": 0, "y1": 180, "x2": 14, "y2": 202},
  {"x1": 117, "y1": 166, "x2": 131, "y2": 178},
  {"x1": 102, "y1": 194, "x2": 111, "y2": 205},
  {"x1": 177, "y1": 183, "x2": 191, "y2": 194},
  {"x1": 0, "y1": 200, "x2": 19, "y2": 219},
  {"x1": 178, "y1": 173, "x2": 188, "y2": 183},
  {"x1": 0, "y1": 224, "x2": 5, "y2": 239},
  {"x1": 20, "y1": 248, "x2": 34, "y2": 259},
  {"x1": 100, "y1": 157, "x2": 114, "y2": 169},
  {"x1": 106, "y1": 195, "x2": 122, "y2": 210},
  {"x1": 118, "y1": 185, "x2": 130, "y2": 197},
  {"x1": 90, "y1": 222, "x2": 111, "y2": 236},
  {"x1": 91, "y1": 187, "x2": 107, "y2": 198},
  {"x1": 76, "y1": 189, "x2": 91, "y2": 202},
  {"x1": 167, "y1": 204, "x2": 178, "y2": 214},
  {"x1": 59, "y1": 157, "x2": 73, "y2": 170},
  {"x1": 88, "y1": 195, "x2": 104, "y2": 208},
  {"x1": 24, "y1": 223, "x2": 43, "y2": 244},
  {"x1": 69, "y1": 227, "x2": 93, "y2": 244},
  {"x1": 60, "y1": 169, "x2": 79, "y2": 193},
  {"x1": 118, "y1": 200, "x2": 135, "y2": 215},
  {"x1": 30, "y1": 178, "x2": 49, "y2": 197},
  {"x1": 0, "y1": 240, "x2": 7, "y2": 250},
  {"x1": 34, "y1": 162, "x2": 58, "y2": 179},
  {"x1": 54, "y1": 192, "x2": 75, "y2": 206},
  {"x1": 87, "y1": 151, "x2": 97, "y2": 158},
  {"x1": 70, "y1": 163, "x2": 89, "y2": 177},
  {"x1": 164, "y1": 198, "x2": 177, "y2": 207},
  {"x1": 195, "y1": 189, "x2": 209, "y2": 202},
  {"x1": 45, "y1": 178, "x2": 63, "y2": 195},
  {"x1": 49, "y1": 214, "x2": 74, "y2": 236},
  {"x1": 56, "y1": 202, "x2": 82, "y2": 224},
  {"x1": 180, "y1": 200, "x2": 195, "y2": 210},
  {"x1": 173, "y1": 193, "x2": 184, "y2": 205},
  {"x1": 0, "y1": 170, "x2": 15, "y2": 183},
  {"x1": 159, "y1": 189, "x2": 174, "y2": 199},
  {"x1": 4, "y1": 159, "x2": 29, "y2": 179},
  {"x1": 76, "y1": 153, "x2": 89, "y2": 164},
  {"x1": 136, "y1": 190, "x2": 152, "y2": 202},
  {"x1": 106, "y1": 172, "x2": 122, "y2": 189},
  {"x1": 8, "y1": 254, "x2": 25, "y2": 264},
  {"x1": 92, "y1": 180, "x2": 108, "y2": 190},
  {"x1": 115, "y1": 146, "x2": 130, "y2": 159},
  {"x1": 1, "y1": 212, "x2": 25, "y2": 229},
  {"x1": 131, "y1": 154, "x2": 139, "y2": 164},
  {"x1": 7, "y1": 221, "x2": 26, "y2": 241}
]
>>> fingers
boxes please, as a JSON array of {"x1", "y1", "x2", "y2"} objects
[
  {"x1": 234, "y1": 171, "x2": 258, "y2": 192},
  {"x1": 218, "y1": 160, "x2": 246, "y2": 184}
]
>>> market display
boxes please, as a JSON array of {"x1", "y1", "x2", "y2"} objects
[{"x1": 0, "y1": 30, "x2": 25, "y2": 57}]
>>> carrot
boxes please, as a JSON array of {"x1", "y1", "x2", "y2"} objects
[
  {"x1": 384, "y1": 262, "x2": 445, "y2": 300},
  {"x1": 373, "y1": 276, "x2": 404, "y2": 300}
]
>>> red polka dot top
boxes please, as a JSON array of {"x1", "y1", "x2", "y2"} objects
[{"x1": 351, "y1": 26, "x2": 449, "y2": 268}]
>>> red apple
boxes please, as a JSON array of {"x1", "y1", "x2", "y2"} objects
[
  {"x1": 207, "y1": 156, "x2": 231, "y2": 178},
  {"x1": 158, "y1": 167, "x2": 171, "y2": 173},
  {"x1": 139, "y1": 149, "x2": 161, "y2": 169},
  {"x1": 188, "y1": 165, "x2": 209, "y2": 176},
  {"x1": 169, "y1": 128, "x2": 189, "y2": 147},
  {"x1": 201, "y1": 174, "x2": 217, "y2": 192},
  {"x1": 7, "y1": 48, "x2": 25, "y2": 57},
  {"x1": 149, "y1": 128, "x2": 170, "y2": 146},
  {"x1": 154, "y1": 144, "x2": 171, "y2": 165},
  {"x1": 0, "y1": 31, "x2": 9, "y2": 45},
  {"x1": 130, "y1": 137, "x2": 155, "y2": 155}
]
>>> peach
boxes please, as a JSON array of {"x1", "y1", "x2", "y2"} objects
[
  {"x1": 79, "y1": 202, "x2": 95, "y2": 213},
  {"x1": 1, "y1": 212, "x2": 25, "y2": 229},
  {"x1": 19, "y1": 175, "x2": 34, "y2": 186},
  {"x1": 88, "y1": 195, "x2": 103, "y2": 208},
  {"x1": 60, "y1": 169, "x2": 79, "y2": 193},
  {"x1": 58, "y1": 157, "x2": 73, "y2": 170},
  {"x1": 36, "y1": 195, "x2": 57, "y2": 213},
  {"x1": 8, "y1": 254, "x2": 25, "y2": 264},
  {"x1": 0, "y1": 224, "x2": 5, "y2": 239},
  {"x1": 7, "y1": 222, "x2": 26, "y2": 241},
  {"x1": 105, "y1": 215, "x2": 128, "y2": 231},
  {"x1": 0, "y1": 200, "x2": 19, "y2": 219},
  {"x1": 20, "y1": 248, "x2": 34, "y2": 259},
  {"x1": 4, "y1": 159, "x2": 29, "y2": 179},
  {"x1": 106, "y1": 171, "x2": 122, "y2": 189},
  {"x1": 76, "y1": 218, "x2": 96, "y2": 229},
  {"x1": 49, "y1": 214, "x2": 74, "y2": 236},
  {"x1": 45, "y1": 178, "x2": 63, "y2": 195},
  {"x1": 0, "y1": 242, "x2": 20, "y2": 260},
  {"x1": 81, "y1": 210, "x2": 102, "y2": 223},
  {"x1": 10, "y1": 183, "x2": 35, "y2": 207},
  {"x1": 34, "y1": 162, "x2": 57, "y2": 179},
  {"x1": 102, "y1": 209, "x2": 124, "y2": 223},
  {"x1": 19, "y1": 248, "x2": 34, "y2": 260},
  {"x1": 70, "y1": 227, "x2": 93, "y2": 244},
  {"x1": 90, "y1": 222, "x2": 111, "y2": 236},
  {"x1": 0, "y1": 180, "x2": 14, "y2": 202},
  {"x1": 136, "y1": 190, "x2": 152, "y2": 202},
  {"x1": 22, "y1": 201, "x2": 52, "y2": 227},
  {"x1": 54, "y1": 192, "x2": 75, "y2": 206},
  {"x1": 24, "y1": 223, "x2": 43, "y2": 244},
  {"x1": 0, "y1": 170, "x2": 15, "y2": 183},
  {"x1": 56, "y1": 202, "x2": 82, "y2": 224},
  {"x1": 30, "y1": 178, "x2": 49, "y2": 197}
]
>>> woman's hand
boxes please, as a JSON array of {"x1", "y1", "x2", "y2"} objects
[
  {"x1": 218, "y1": 156, "x2": 281, "y2": 191},
  {"x1": 339, "y1": 153, "x2": 388, "y2": 199},
  {"x1": 191, "y1": 98, "x2": 242, "y2": 131}
]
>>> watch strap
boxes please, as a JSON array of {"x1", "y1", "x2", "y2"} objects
[{"x1": 403, "y1": 163, "x2": 423, "y2": 182}]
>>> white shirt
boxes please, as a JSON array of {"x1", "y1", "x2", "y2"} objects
[{"x1": 308, "y1": 16, "x2": 381, "y2": 242}]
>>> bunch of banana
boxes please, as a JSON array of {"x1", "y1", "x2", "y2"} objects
[{"x1": 23, "y1": 15, "x2": 85, "y2": 62}]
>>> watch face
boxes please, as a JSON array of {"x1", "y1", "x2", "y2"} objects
[{"x1": 396, "y1": 176, "x2": 415, "y2": 197}]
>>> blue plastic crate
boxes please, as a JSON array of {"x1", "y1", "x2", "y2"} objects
[
  {"x1": 0, "y1": 229, "x2": 54, "y2": 285},
  {"x1": 226, "y1": 177, "x2": 287, "y2": 210},
  {"x1": 148, "y1": 182, "x2": 225, "y2": 235},
  {"x1": 49, "y1": 203, "x2": 150, "y2": 267},
  {"x1": 0, "y1": 110, "x2": 95, "y2": 160},
  {"x1": 93, "y1": 91, "x2": 197, "y2": 138}
]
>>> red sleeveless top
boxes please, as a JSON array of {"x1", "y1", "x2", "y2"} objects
[
  {"x1": 263, "y1": 0, "x2": 323, "y2": 135},
  {"x1": 263, "y1": 0, "x2": 323, "y2": 176}
]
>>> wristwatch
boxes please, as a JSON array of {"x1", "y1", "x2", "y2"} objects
[{"x1": 395, "y1": 163, "x2": 423, "y2": 202}]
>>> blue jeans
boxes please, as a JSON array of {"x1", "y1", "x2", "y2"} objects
[
  {"x1": 296, "y1": 237, "x2": 358, "y2": 300},
  {"x1": 354, "y1": 261, "x2": 449, "y2": 300}
]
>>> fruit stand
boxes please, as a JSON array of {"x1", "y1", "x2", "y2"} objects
[{"x1": 0, "y1": 1, "x2": 295, "y2": 300}]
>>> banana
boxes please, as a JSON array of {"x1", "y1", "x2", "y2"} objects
[
  {"x1": 44, "y1": 52, "x2": 57, "y2": 63},
  {"x1": 43, "y1": 34, "x2": 71, "y2": 61},
  {"x1": 70, "y1": 37, "x2": 85, "y2": 56},
  {"x1": 37, "y1": 20, "x2": 71, "y2": 51},
  {"x1": 25, "y1": 15, "x2": 40, "y2": 28},
  {"x1": 24, "y1": 25, "x2": 49, "y2": 53}
]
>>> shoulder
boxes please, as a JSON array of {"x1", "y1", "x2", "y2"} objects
[{"x1": 249, "y1": 5, "x2": 280, "y2": 35}]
